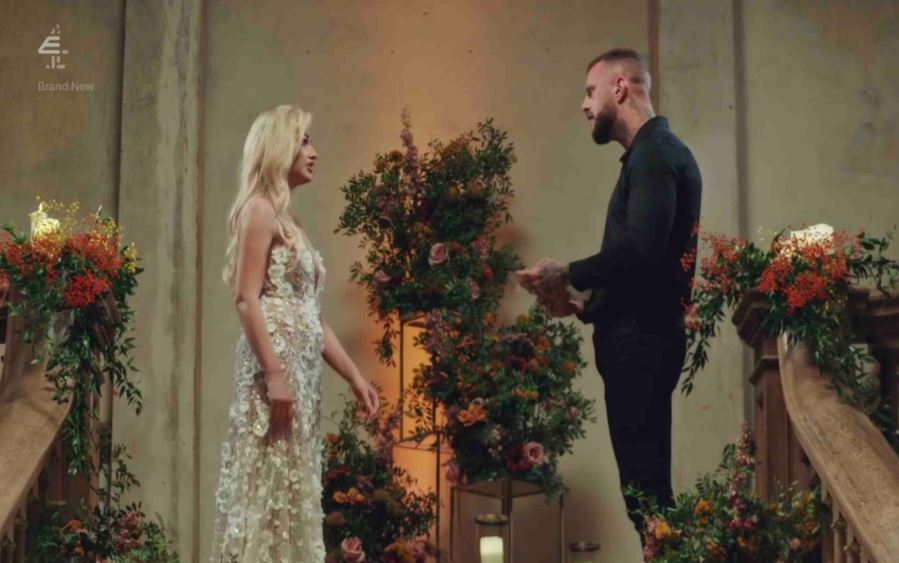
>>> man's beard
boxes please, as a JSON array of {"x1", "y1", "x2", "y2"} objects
[{"x1": 591, "y1": 107, "x2": 615, "y2": 145}]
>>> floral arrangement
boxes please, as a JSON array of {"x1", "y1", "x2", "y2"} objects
[
  {"x1": 0, "y1": 200, "x2": 142, "y2": 473},
  {"x1": 680, "y1": 224, "x2": 898, "y2": 428},
  {"x1": 632, "y1": 424, "x2": 824, "y2": 563},
  {"x1": 408, "y1": 307, "x2": 594, "y2": 499},
  {"x1": 336, "y1": 110, "x2": 522, "y2": 363},
  {"x1": 27, "y1": 444, "x2": 179, "y2": 562},
  {"x1": 338, "y1": 114, "x2": 594, "y2": 499},
  {"x1": 322, "y1": 394, "x2": 439, "y2": 563}
]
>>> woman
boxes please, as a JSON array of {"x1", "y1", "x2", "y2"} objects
[{"x1": 211, "y1": 104, "x2": 379, "y2": 562}]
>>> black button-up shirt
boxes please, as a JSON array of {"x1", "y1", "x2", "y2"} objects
[{"x1": 568, "y1": 116, "x2": 702, "y2": 326}]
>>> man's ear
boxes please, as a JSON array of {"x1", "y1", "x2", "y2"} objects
[{"x1": 614, "y1": 76, "x2": 627, "y2": 103}]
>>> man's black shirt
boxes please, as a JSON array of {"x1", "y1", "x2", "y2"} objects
[{"x1": 568, "y1": 116, "x2": 702, "y2": 326}]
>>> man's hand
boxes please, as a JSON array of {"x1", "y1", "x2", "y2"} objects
[
  {"x1": 538, "y1": 288, "x2": 584, "y2": 318},
  {"x1": 516, "y1": 258, "x2": 570, "y2": 297}
]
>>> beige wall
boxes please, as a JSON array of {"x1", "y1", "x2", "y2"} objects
[
  {"x1": 742, "y1": 0, "x2": 899, "y2": 238},
  {"x1": 0, "y1": 0, "x2": 123, "y2": 227},
  {"x1": 2, "y1": 1, "x2": 899, "y2": 562}
]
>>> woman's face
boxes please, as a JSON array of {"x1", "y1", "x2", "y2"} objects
[{"x1": 288, "y1": 132, "x2": 317, "y2": 188}]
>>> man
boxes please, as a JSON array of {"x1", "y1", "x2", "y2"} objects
[{"x1": 517, "y1": 48, "x2": 702, "y2": 537}]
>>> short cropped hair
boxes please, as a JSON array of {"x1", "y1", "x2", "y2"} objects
[{"x1": 586, "y1": 48, "x2": 644, "y2": 73}]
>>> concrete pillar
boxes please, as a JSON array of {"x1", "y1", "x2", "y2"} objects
[{"x1": 116, "y1": 0, "x2": 205, "y2": 560}]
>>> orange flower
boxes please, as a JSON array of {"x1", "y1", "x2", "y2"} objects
[
  {"x1": 345, "y1": 487, "x2": 366, "y2": 505},
  {"x1": 326, "y1": 433, "x2": 341, "y2": 446},
  {"x1": 654, "y1": 521, "x2": 673, "y2": 541},
  {"x1": 457, "y1": 403, "x2": 487, "y2": 427},
  {"x1": 333, "y1": 491, "x2": 348, "y2": 504},
  {"x1": 706, "y1": 540, "x2": 726, "y2": 561},
  {"x1": 802, "y1": 519, "x2": 818, "y2": 536},
  {"x1": 512, "y1": 389, "x2": 539, "y2": 401},
  {"x1": 694, "y1": 499, "x2": 713, "y2": 515},
  {"x1": 562, "y1": 361, "x2": 578, "y2": 377},
  {"x1": 62, "y1": 519, "x2": 83, "y2": 532}
]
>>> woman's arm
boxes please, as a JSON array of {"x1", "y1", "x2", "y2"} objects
[
  {"x1": 322, "y1": 320, "x2": 379, "y2": 417},
  {"x1": 233, "y1": 198, "x2": 293, "y2": 439}
]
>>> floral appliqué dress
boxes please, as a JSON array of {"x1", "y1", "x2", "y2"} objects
[{"x1": 211, "y1": 241, "x2": 327, "y2": 562}]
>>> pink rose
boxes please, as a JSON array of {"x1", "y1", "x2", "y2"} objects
[
  {"x1": 428, "y1": 243, "x2": 448, "y2": 266},
  {"x1": 444, "y1": 460, "x2": 462, "y2": 483},
  {"x1": 524, "y1": 442, "x2": 545, "y2": 466},
  {"x1": 469, "y1": 280, "x2": 480, "y2": 299},
  {"x1": 373, "y1": 270, "x2": 391, "y2": 284},
  {"x1": 408, "y1": 537, "x2": 428, "y2": 560},
  {"x1": 341, "y1": 536, "x2": 366, "y2": 562}
]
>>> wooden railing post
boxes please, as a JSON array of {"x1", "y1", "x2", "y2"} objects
[
  {"x1": 12, "y1": 517, "x2": 24, "y2": 563},
  {"x1": 854, "y1": 292, "x2": 899, "y2": 445},
  {"x1": 832, "y1": 512, "x2": 847, "y2": 563},
  {"x1": 733, "y1": 292, "x2": 811, "y2": 500}
]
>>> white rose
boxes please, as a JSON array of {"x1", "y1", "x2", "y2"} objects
[{"x1": 790, "y1": 223, "x2": 833, "y2": 246}]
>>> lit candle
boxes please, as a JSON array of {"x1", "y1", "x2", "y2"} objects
[{"x1": 479, "y1": 535, "x2": 503, "y2": 563}]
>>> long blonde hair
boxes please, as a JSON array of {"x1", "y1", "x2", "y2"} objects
[{"x1": 222, "y1": 104, "x2": 312, "y2": 289}]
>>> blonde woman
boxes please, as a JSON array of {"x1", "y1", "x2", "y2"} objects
[{"x1": 211, "y1": 104, "x2": 379, "y2": 561}]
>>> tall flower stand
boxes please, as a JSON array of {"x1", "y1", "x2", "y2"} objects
[
  {"x1": 450, "y1": 477, "x2": 564, "y2": 563},
  {"x1": 393, "y1": 314, "x2": 453, "y2": 552}
]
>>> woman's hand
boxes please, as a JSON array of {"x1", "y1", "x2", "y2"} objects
[
  {"x1": 264, "y1": 370, "x2": 295, "y2": 443},
  {"x1": 349, "y1": 374, "x2": 379, "y2": 420}
]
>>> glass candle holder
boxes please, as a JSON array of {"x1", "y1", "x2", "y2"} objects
[
  {"x1": 569, "y1": 540, "x2": 600, "y2": 563},
  {"x1": 475, "y1": 513, "x2": 509, "y2": 563}
]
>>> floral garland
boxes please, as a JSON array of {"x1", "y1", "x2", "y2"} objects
[
  {"x1": 632, "y1": 424, "x2": 825, "y2": 562},
  {"x1": 322, "y1": 395, "x2": 438, "y2": 563},
  {"x1": 680, "y1": 224, "x2": 899, "y2": 444},
  {"x1": 0, "y1": 200, "x2": 142, "y2": 474}
]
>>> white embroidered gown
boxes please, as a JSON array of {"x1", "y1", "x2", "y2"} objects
[{"x1": 211, "y1": 240, "x2": 327, "y2": 562}]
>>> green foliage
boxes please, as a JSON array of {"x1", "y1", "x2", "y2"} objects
[
  {"x1": 322, "y1": 393, "x2": 438, "y2": 563},
  {"x1": 27, "y1": 443, "x2": 178, "y2": 562},
  {"x1": 336, "y1": 111, "x2": 522, "y2": 363},
  {"x1": 408, "y1": 307, "x2": 595, "y2": 499},
  {"x1": 631, "y1": 425, "x2": 826, "y2": 563},
  {"x1": 337, "y1": 113, "x2": 595, "y2": 500},
  {"x1": 682, "y1": 227, "x2": 899, "y2": 449}
]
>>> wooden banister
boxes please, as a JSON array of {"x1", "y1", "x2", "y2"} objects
[
  {"x1": 0, "y1": 305, "x2": 86, "y2": 555},
  {"x1": 778, "y1": 334, "x2": 899, "y2": 562},
  {"x1": 735, "y1": 288, "x2": 899, "y2": 562}
]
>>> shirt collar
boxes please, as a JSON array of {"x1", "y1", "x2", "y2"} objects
[{"x1": 619, "y1": 116, "x2": 669, "y2": 163}]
